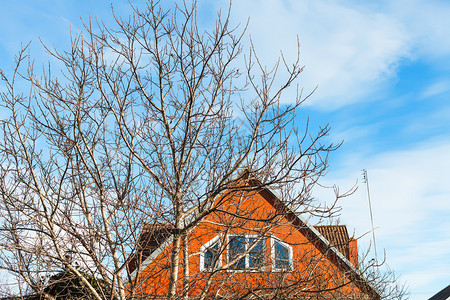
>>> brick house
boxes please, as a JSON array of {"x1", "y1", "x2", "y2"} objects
[{"x1": 128, "y1": 175, "x2": 381, "y2": 299}]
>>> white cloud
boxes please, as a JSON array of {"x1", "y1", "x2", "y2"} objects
[
  {"x1": 217, "y1": 0, "x2": 450, "y2": 111},
  {"x1": 227, "y1": 0, "x2": 411, "y2": 109},
  {"x1": 387, "y1": 0, "x2": 450, "y2": 60}
]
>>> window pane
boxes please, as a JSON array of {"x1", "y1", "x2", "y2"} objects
[
  {"x1": 229, "y1": 236, "x2": 245, "y2": 270},
  {"x1": 204, "y1": 242, "x2": 219, "y2": 270},
  {"x1": 248, "y1": 238, "x2": 265, "y2": 268},
  {"x1": 274, "y1": 241, "x2": 290, "y2": 270}
]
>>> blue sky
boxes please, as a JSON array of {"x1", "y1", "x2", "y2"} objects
[{"x1": 1, "y1": 1, "x2": 449, "y2": 299}]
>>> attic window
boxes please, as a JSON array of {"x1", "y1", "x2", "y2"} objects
[
  {"x1": 228, "y1": 235, "x2": 265, "y2": 270},
  {"x1": 200, "y1": 235, "x2": 222, "y2": 271},
  {"x1": 271, "y1": 238, "x2": 293, "y2": 271}
]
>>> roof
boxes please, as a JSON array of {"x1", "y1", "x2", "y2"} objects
[
  {"x1": 1, "y1": 270, "x2": 111, "y2": 299},
  {"x1": 128, "y1": 224, "x2": 174, "y2": 274},
  {"x1": 129, "y1": 171, "x2": 382, "y2": 299},
  {"x1": 429, "y1": 285, "x2": 450, "y2": 300},
  {"x1": 314, "y1": 225, "x2": 350, "y2": 260}
]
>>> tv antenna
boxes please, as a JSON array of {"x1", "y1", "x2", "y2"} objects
[{"x1": 362, "y1": 169, "x2": 379, "y2": 274}]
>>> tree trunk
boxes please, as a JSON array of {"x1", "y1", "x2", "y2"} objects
[{"x1": 167, "y1": 232, "x2": 182, "y2": 300}]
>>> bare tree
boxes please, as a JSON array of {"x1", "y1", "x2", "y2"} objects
[
  {"x1": 357, "y1": 253, "x2": 410, "y2": 300},
  {"x1": 0, "y1": 1, "x2": 405, "y2": 300}
]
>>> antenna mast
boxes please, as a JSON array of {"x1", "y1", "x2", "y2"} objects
[{"x1": 362, "y1": 169, "x2": 379, "y2": 273}]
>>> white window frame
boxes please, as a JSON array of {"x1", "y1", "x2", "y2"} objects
[
  {"x1": 270, "y1": 236, "x2": 293, "y2": 272},
  {"x1": 227, "y1": 234, "x2": 266, "y2": 271},
  {"x1": 200, "y1": 234, "x2": 222, "y2": 271}
]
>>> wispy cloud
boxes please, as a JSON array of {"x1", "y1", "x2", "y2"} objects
[
  {"x1": 387, "y1": 0, "x2": 450, "y2": 59},
  {"x1": 420, "y1": 80, "x2": 450, "y2": 98},
  {"x1": 226, "y1": 0, "x2": 411, "y2": 109},
  {"x1": 222, "y1": 0, "x2": 450, "y2": 111}
]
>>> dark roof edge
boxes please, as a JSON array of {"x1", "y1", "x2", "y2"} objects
[{"x1": 429, "y1": 284, "x2": 450, "y2": 300}]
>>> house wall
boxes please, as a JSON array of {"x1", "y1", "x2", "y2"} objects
[
  {"x1": 131, "y1": 188, "x2": 372, "y2": 299},
  {"x1": 349, "y1": 237, "x2": 358, "y2": 267}
]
